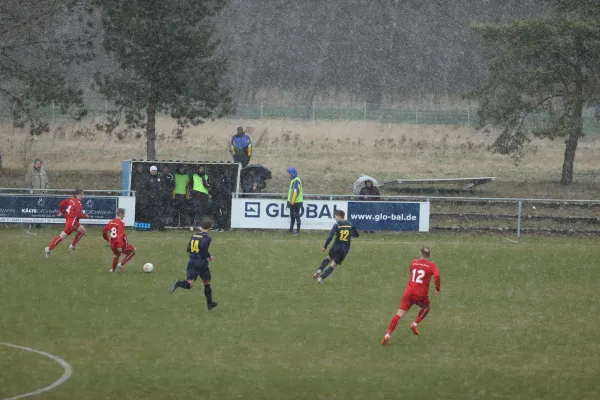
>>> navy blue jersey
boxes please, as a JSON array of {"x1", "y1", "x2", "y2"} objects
[
  {"x1": 187, "y1": 231, "x2": 212, "y2": 260},
  {"x1": 324, "y1": 220, "x2": 359, "y2": 250}
]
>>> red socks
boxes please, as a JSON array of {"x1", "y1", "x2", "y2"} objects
[
  {"x1": 415, "y1": 307, "x2": 430, "y2": 324},
  {"x1": 111, "y1": 257, "x2": 119, "y2": 271},
  {"x1": 49, "y1": 236, "x2": 63, "y2": 250},
  {"x1": 386, "y1": 315, "x2": 402, "y2": 335},
  {"x1": 72, "y1": 232, "x2": 85, "y2": 247},
  {"x1": 120, "y1": 251, "x2": 135, "y2": 266}
]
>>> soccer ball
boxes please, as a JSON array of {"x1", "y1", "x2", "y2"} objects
[{"x1": 143, "y1": 263, "x2": 154, "y2": 273}]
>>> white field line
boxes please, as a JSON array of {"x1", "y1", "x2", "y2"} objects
[{"x1": 0, "y1": 342, "x2": 72, "y2": 400}]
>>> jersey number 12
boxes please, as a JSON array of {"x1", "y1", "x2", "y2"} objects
[
  {"x1": 411, "y1": 269, "x2": 425, "y2": 284},
  {"x1": 339, "y1": 230, "x2": 350, "y2": 241}
]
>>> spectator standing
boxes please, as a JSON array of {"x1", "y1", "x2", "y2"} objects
[
  {"x1": 359, "y1": 180, "x2": 380, "y2": 234},
  {"x1": 231, "y1": 127, "x2": 252, "y2": 168},
  {"x1": 146, "y1": 166, "x2": 165, "y2": 231},
  {"x1": 25, "y1": 158, "x2": 49, "y2": 229},
  {"x1": 189, "y1": 165, "x2": 210, "y2": 229},
  {"x1": 286, "y1": 167, "x2": 303, "y2": 235},
  {"x1": 160, "y1": 166, "x2": 175, "y2": 226},
  {"x1": 211, "y1": 169, "x2": 232, "y2": 232},
  {"x1": 241, "y1": 170, "x2": 266, "y2": 194},
  {"x1": 132, "y1": 163, "x2": 148, "y2": 222},
  {"x1": 173, "y1": 165, "x2": 190, "y2": 227}
]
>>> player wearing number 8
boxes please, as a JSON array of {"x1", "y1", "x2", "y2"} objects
[
  {"x1": 102, "y1": 208, "x2": 136, "y2": 272},
  {"x1": 312, "y1": 210, "x2": 359, "y2": 283},
  {"x1": 381, "y1": 247, "x2": 440, "y2": 344}
]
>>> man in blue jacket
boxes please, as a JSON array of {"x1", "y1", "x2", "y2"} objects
[{"x1": 231, "y1": 127, "x2": 252, "y2": 168}]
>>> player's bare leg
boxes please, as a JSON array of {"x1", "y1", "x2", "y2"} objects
[
  {"x1": 313, "y1": 256, "x2": 331, "y2": 280},
  {"x1": 46, "y1": 231, "x2": 69, "y2": 258},
  {"x1": 70, "y1": 226, "x2": 87, "y2": 252},
  {"x1": 382, "y1": 309, "x2": 407, "y2": 345}
]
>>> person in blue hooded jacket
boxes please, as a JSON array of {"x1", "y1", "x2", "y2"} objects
[
  {"x1": 231, "y1": 127, "x2": 252, "y2": 167},
  {"x1": 286, "y1": 167, "x2": 303, "y2": 234}
]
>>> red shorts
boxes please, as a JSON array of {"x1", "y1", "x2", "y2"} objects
[
  {"x1": 63, "y1": 219, "x2": 81, "y2": 235},
  {"x1": 111, "y1": 244, "x2": 135, "y2": 256},
  {"x1": 399, "y1": 292, "x2": 430, "y2": 312}
]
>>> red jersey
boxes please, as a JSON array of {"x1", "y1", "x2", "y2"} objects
[
  {"x1": 102, "y1": 218, "x2": 128, "y2": 248},
  {"x1": 59, "y1": 198, "x2": 87, "y2": 221},
  {"x1": 405, "y1": 258, "x2": 440, "y2": 297}
]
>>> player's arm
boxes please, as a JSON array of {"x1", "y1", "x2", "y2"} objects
[
  {"x1": 323, "y1": 225, "x2": 337, "y2": 249},
  {"x1": 186, "y1": 236, "x2": 193, "y2": 253},
  {"x1": 200, "y1": 235, "x2": 212, "y2": 260},
  {"x1": 230, "y1": 138, "x2": 236, "y2": 156},
  {"x1": 290, "y1": 180, "x2": 299, "y2": 205},
  {"x1": 350, "y1": 226, "x2": 360, "y2": 237},
  {"x1": 247, "y1": 137, "x2": 252, "y2": 157},
  {"x1": 58, "y1": 199, "x2": 69, "y2": 216},
  {"x1": 117, "y1": 222, "x2": 126, "y2": 248},
  {"x1": 102, "y1": 224, "x2": 110, "y2": 241},
  {"x1": 433, "y1": 265, "x2": 441, "y2": 294}
]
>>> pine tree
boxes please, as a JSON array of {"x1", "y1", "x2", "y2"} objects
[
  {"x1": 472, "y1": 13, "x2": 600, "y2": 185},
  {"x1": 93, "y1": 0, "x2": 232, "y2": 160}
]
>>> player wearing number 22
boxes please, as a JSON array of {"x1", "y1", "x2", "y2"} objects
[
  {"x1": 169, "y1": 218, "x2": 218, "y2": 310},
  {"x1": 102, "y1": 208, "x2": 136, "y2": 272},
  {"x1": 312, "y1": 210, "x2": 359, "y2": 283},
  {"x1": 382, "y1": 247, "x2": 440, "y2": 344},
  {"x1": 45, "y1": 189, "x2": 88, "y2": 258}
]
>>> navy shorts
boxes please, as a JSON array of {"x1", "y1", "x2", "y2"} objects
[
  {"x1": 328, "y1": 246, "x2": 348, "y2": 265},
  {"x1": 186, "y1": 258, "x2": 211, "y2": 282}
]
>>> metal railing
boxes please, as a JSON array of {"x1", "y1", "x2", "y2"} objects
[
  {"x1": 0, "y1": 188, "x2": 135, "y2": 196},
  {"x1": 234, "y1": 193, "x2": 600, "y2": 237}
]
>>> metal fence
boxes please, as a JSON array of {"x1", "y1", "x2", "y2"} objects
[
  {"x1": 2, "y1": 99, "x2": 599, "y2": 134},
  {"x1": 236, "y1": 193, "x2": 600, "y2": 237}
]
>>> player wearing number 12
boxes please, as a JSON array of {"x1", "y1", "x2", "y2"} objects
[
  {"x1": 169, "y1": 218, "x2": 218, "y2": 310},
  {"x1": 382, "y1": 247, "x2": 440, "y2": 344},
  {"x1": 312, "y1": 210, "x2": 359, "y2": 283},
  {"x1": 102, "y1": 208, "x2": 136, "y2": 272}
]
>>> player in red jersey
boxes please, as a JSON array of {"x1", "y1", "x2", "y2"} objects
[
  {"x1": 45, "y1": 189, "x2": 88, "y2": 258},
  {"x1": 102, "y1": 208, "x2": 136, "y2": 272},
  {"x1": 381, "y1": 247, "x2": 440, "y2": 345}
]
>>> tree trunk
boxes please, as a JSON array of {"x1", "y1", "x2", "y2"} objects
[
  {"x1": 146, "y1": 93, "x2": 159, "y2": 160},
  {"x1": 560, "y1": 133, "x2": 578, "y2": 185},
  {"x1": 561, "y1": 34, "x2": 584, "y2": 186}
]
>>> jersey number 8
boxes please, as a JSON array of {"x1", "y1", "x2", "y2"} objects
[{"x1": 110, "y1": 227, "x2": 118, "y2": 238}]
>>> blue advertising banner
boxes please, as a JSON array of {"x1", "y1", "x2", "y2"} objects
[
  {"x1": 347, "y1": 201, "x2": 430, "y2": 232},
  {"x1": 0, "y1": 195, "x2": 118, "y2": 224}
]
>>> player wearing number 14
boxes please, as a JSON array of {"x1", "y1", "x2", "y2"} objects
[
  {"x1": 102, "y1": 208, "x2": 136, "y2": 272},
  {"x1": 381, "y1": 247, "x2": 440, "y2": 344}
]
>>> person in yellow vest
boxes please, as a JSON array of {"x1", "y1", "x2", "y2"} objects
[
  {"x1": 286, "y1": 167, "x2": 303, "y2": 235},
  {"x1": 173, "y1": 165, "x2": 190, "y2": 228},
  {"x1": 189, "y1": 165, "x2": 211, "y2": 230}
]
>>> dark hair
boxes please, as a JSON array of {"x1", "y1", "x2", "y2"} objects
[
  {"x1": 74, "y1": 189, "x2": 84, "y2": 197},
  {"x1": 421, "y1": 247, "x2": 431, "y2": 258},
  {"x1": 335, "y1": 210, "x2": 345, "y2": 219},
  {"x1": 117, "y1": 208, "x2": 126, "y2": 216},
  {"x1": 200, "y1": 218, "x2": 213, "y2": 230}
]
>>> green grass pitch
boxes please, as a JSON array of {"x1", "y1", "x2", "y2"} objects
[{"x1": 1, "y1": 227, "x2": 599, "y2": 400}]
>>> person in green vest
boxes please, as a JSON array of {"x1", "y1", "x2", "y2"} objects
[
  {"x1": 173, "y1": 165, "x2": 190, "y2": 228},
  {"x1": 189, "y1": 165, "x2": 211, "y2": 230},
  {"x1": 286, "y1": 167, "x2": 303, "y2": 235}
]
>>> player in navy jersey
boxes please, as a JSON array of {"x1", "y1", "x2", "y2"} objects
[
  {"x1": 312, "y1": 210, "x2": 359, "y2": 283},
  {"x1": 169, "y1": 218, "x2": 218, "y2": 310}
]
